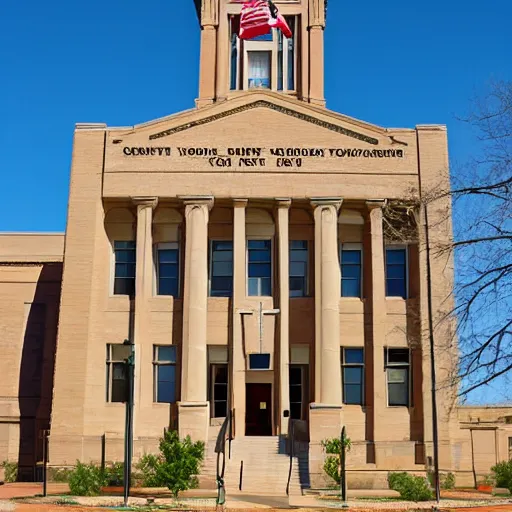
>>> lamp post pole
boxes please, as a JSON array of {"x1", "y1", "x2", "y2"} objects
[{"x1": 123, "y1": 341, "x2": 135, "y2": 507}]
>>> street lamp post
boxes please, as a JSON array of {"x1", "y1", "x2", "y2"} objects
[{"x1": 123, "y1": 339, "x2": 135, "y2": 507}]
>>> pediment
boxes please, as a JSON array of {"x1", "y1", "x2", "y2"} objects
[{"x1": 104, "y1": 92, "x2": 417, "y2": 176}]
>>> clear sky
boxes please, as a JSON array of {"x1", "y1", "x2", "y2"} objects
[{"x1": 1, "y1": 1, "x2": 511, "y2": 400}]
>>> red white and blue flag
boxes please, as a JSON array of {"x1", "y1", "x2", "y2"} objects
[{"x1": 238, "y1": 0, "x2": 292, "y2": 40}]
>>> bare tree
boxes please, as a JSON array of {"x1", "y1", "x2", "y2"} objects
[{"x1": 447, "y1": 80, "x2": 512, "y2": 397}]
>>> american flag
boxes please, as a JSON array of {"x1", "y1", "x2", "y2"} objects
[{"x1": 238, "y1": 0, "x2": 292, "y2": 40}]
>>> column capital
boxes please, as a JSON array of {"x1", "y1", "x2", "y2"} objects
[
  {"x1": 275, "y1": 198, "x2": 292, "y2": 209},
  {"x1": 366, "y1": 199, "x2": 387, "y2": 210},
  {"x1": 310, "y1": 197, "x2": 343, "y2": 211},
  {"x1": 131, "y1": 197, "x2": 158, "y2": 209},
  {"x1": 232, "y1": 198, "x2": 248, "y2": 208},
  {"x1": 179, "y1": 196, "x2": 214, "y2": 210}
]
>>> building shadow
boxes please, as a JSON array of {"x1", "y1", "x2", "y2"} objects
[{"x1": 17, "y1": 262, "x2": 62, "y2": 481}]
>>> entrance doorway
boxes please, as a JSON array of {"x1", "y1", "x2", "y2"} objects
[{"x1": 245, "y1": 383, "x2": 272, "y2": 436}]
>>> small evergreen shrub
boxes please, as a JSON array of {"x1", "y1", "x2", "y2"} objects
[
  {"x1": 48, "y1": 467, "x2": 72, "y2": 483},
  {"x1": 1, "y1": 461, "x2": 18, "y2": 483},
  {"x1": 135, "y1": 453, "x2": 161, "y2": 488},
  {"x1": 68, "y1": 462, "x2": 104, "y2": 496},
  {"x1": 492, "y1": 461, "x2": 512, "y2": 491},
  {"x1": 103, "y1": 462, "x2": 125, "y2": 486},
  {"x1": 321, "y1": 436, "x2": 352, "y2": 485},
  {"x1": 388, "y1": 472, "x2": 433, "y2": 501},
  {"x1": 427, "y1": 471, "x2": 456, "y2": 490}
]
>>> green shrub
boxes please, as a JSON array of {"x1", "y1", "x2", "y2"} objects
[
  {"x1": 134, "y1": 431, "x2": 204, "y2": 496},
  {"x1": 427, "y1": 471, "x2": 456, "y2": 490},
  {"x1": 492, "y1": 461, "x2": 512, "y2": 491},
  {"x1": 323, "y1": 456, "x2": 341, "y2": 484},
  {"x1": 1, "y1": 461, "x2": 18, "y2": 483},
  {"x1": 320, "y1": 436, "x2": 351, "y2": 485},
  {"x1": 388, "y1": 472, "x2": 433, "y2": 501},
  {"x1": 321, "y1": 437, "x2": 352, "y2": 454},
  {"x1": 102, "y1": 462, "x2": 125, "y2": 487},
  {"x1": 48, "y1": 467, "x2": 72, "y2": 483},
  {"x1": 68, "y1": 461, "x2": 104, "y2": 496}
]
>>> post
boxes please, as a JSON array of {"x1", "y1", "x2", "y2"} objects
[
  {"x1": 340, "y1": 426, "x2": 347, "y2": 504},
  {"x1": 42, "y1": 429, "x2": 49, "y2": 497},
  {"x1": 123, "y1": 341, "x2": 135, "y2": 507}
]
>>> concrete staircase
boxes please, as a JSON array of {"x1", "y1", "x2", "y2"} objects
[{"x1": 201, "y1": 435, "x2": 304, "y2": 496}]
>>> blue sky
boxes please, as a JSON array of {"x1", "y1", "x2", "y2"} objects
[{"x1": 1, "y1": 1, "x2": 511, "y2": 400}]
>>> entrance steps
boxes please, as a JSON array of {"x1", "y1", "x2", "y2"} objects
[{"x1": 200, "y1": 435, "x2": 304, "y2": 496}]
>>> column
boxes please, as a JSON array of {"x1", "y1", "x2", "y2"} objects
[
  {"x1": 308, "y1": 27, "x2": 325, "y2": 106},
  {"x1": 132, "y1": 198, "x2": 157, "y2": 438},
  {"x1": 232, "y1": 199, "x2": 247, "y2": 436},
  {"x1": 179, "y1": 196, "x2": 213, "y2": 442},
  {"x1": 366, "y1": 200, "x2": 387, "y2": 449},
  {"x1": 311, "y1": 198, "x2": 343, "y2": 404},
  {"x1": 197, "y1": 25, "x2": 217, "y2": 108},
  {"x1": 276, "y1": 199, "x2": 291, "y2": 435}
]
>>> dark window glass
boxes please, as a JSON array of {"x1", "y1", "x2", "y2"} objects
[
  {"x1": 106, "y1": 344, "x2": 132, "y2": 403},
  {"x1": 154, "y1": 345, "x2": 177, "y2": 403},
  {"x1": 277, "y1": 30, "x2": 283, "y2": 91},
  {"x1": 249, "y1": 353, "x2": 271, "y2": 370},
  {"x1": 210, "y1": 241, "x2": 233, "y2": 297},
  {"x1": 342, "y1": 348, "x2": 364, "y2": 405},
  {"x1": 341, "y1": 248, "x2": 362, "y2": 298},
  {"x1": 211, "y1": 364, "x2": 228, "y2": 418},
  {"x1": 230, "y1": 26, "x2": 238, "y2": 90},
  {"x1": 111, "y1": 363, "x2": 127, "y2": 402},
  {"x1": 289, "y1": 366, "x2": 303, "y2": 420},
  {"x1": 157, "y1": 244, "x2": 179, "y2": 297},
  {"x1": 248, "y1": 240, "x2": 272, "y2": 296},
  {"x1": 248, "y1": 51, "x2": 271, "y2": 89},
  {"x1": 386, "y1": 348, "x2": 410, "y2": 406},
  {"x1": 285, "y1": 16, "x2": 295, "y2": 90},
  {"x1": 386, "y1": 248, "x2": 407, "y2": 298},
  {"x1": 290, "y1": 241, "x2": 308, "y2": 297},
  {"x1": 114, "y1": 241, "x2": 136, "y2": 296}
]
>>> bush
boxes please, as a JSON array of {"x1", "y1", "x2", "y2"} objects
[
  {"x1": 388, "y1": 472, "x2": 433, "y2": 501},
  {"x1": 321, "y1": 437, "x2": 352, "y2": 454},
  {"x1": 103, "y1": 462, "x2": 125, "y2": 487},
  {"x1": 427, "y1": 471, "x2": 456, "y2": 490},
  {"x1": 68, "y1": 462, "x2": 104, "y2": 496},
  {"x1": 321, "y1": 436, "x2": 352, "y2": 485},
  {"x1": 135, "y1": 430, "x2": 204, "y2": 497},
  {"x1": 323, "y1": 456, "x2": 341, "y2": 484},
  {"x1": 492, "y1": 461, "x2": 512, "y2": 491},
  {"x1": 48, "y1": 467, "x2": 72, "y2": 483},
  {"x1": 1, "y1": 461, "x2": 18, "y2": 483}
]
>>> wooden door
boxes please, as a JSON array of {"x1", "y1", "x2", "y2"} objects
[{"x1": 245, "y1": 383, "x2": 272, "y2": 436}]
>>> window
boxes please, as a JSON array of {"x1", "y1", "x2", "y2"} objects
[
  {"x1": 113, "y1": 241, "x2": 136, "y2": 296},
  {"x1": 248, "y1": 353, "x2": 271, "y2": 370},
  {"x1": 248, "y1": 240, "x2": 272, "y2": 296},
  {"x1": 385, "y1": 348, "x2": 410, "y2": 406},
  {"x1": 156, "y1": 243, "x2": 179, "y2": 296},
  {"x1": 106, "y1": 344, "x2": 131, "y2": 403},
  {"x1": 342, "y1": 348, "x2": 364, "y2": 405},
  {"x1": 210, "y1": 364, "x2": 228, "y2": 418},
  {"x1": 210, "y1": 241, "x2": 233, "y2": 297},
  {"x1": 153, "y1": 345, "x2": 177, "y2": 403},
  {"x1": 341, "y1": 244, "x2": 362, "y2": 298},
  {"x1": 289, "y1": 365, "x2": 305, "y2": 420},
  {"x1": 386, "y1": 247, "x2": 407, "y2": 298},
  {"x1": 290, "y1": 240, "x2": 308, "y2": 297},
  {"x1": 509, "y1": 437, "x2": 512, "y2": 460},
  {"x1": 230, "y1": 16, "x2": 297, "y2": 92}
]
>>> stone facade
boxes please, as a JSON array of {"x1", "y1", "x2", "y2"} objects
[{"x1": 0, "y1": 0, "x2": 510, "y2": 489}]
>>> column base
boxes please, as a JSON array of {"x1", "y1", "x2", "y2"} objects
[{"x1": 178, "y1": 402, "x2": 210, "y2": 443}]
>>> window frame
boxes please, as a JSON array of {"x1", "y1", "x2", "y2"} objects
[
  {"x1": 155, "y1": 242, "x2": 180, "y2": 297},
  {"x1": 209, "y1": 239, "x2": 234, "y2": 298},
  {"x1": 340, "y1": 242, "x2": 363, "y2": 298},
  {"x1": 112, "y1": 240, "x2": 136, "y2": 297},
  {"x1": 385, "y1": 244, "x2": 409, "y2": 299},
  {"x1": 153, "y1": 345, "x2": 177, "y2": 404},
  {"x1": 106, "y1": 343, "x2": 132, "y2": 403},
  {"x1": 341, "y1": 347, "x2": 365, "y2": 406},
  {"x1": 289, "y1": 240, "x2": 309, "y2": 298},
  {"x1": 289, "y1": 364, "x2": 308, "y2": 420},
  {"x1": 246, "y1": 237, "x2": 273, "y2": 297},
  {"x1": 385, "y1": 348, "x2": 411, "y2": 407},
  {"x1": 209, "y1": 363, "x2": 229, "y2": 418}
]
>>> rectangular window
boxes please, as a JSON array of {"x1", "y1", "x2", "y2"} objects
[
  {"x1": 210, "y1": 240, "x2": 233, "y2": 297},
  {"x1": 290, "y1": 240, "x2": 308, "y2": 297},
  {"x1": 210, "y1": 364, "x2": 228, "y2": 418},
  {"x1": 113, "y1": 241, "x2": 136, "y2": 296},
  {"x1": 153, "y1": 345, "x2": 177, "y2": 403},
  {"x1": 248, "y1": 239, "x2": 272, "y2": 296},
  {"x1": 386, "y1": 247, "x2": 407, "y2": 298},
  {"x1": 342, "y1": 348, "x2": 364, "y2": 405},
  {"x1": 157, "y1": 243, "x2": 179, "y2": 297},
  {"x1": 341, "y1": 244, "x2": 362, "y2": 298},
  {"x1": 248, "y1": 51, "x2": 271, "y2": 89},
  {"x1": 106, "y1": 344, "x2": 131, "y2": 403},
  {"x1": 285, "y1": 16, "x2": 295, "y2": 90},
  {"x1": 289, "y1": 365, "x2": 304, "y2": 420},
  {"x1": 386, "y1": 348, "x2": 410, "y2": 406}
]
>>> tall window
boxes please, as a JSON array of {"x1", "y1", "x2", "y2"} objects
[
  {"x1": 210, "y1": 241, "x2": 233, "y2": 297},
  {"x1": 210, "y1": 364, "x2": 228, "y2": 418},
  {"x1": 386, "y1": 246, "x2": 407, "y2": 298},
  {"x1": 290, "y1": 240, "x2": 308, "y2": 297},
  {"x1": 156, "y1": 243, "x2": 179, "y2": 296},
  {"x1": 230, "y1": 16, "x2": 297, "y2": 92},
  {"x1": 289, "y1": 365, "x2": 305, "y2": 420},
  {"x1": 106, "y1": 344, "x2": 131, "y2": 403},
  {"x1": 153, "y1": 345, "x2": 177, "y2": 403},
  {"x1": 341, "y1": 244, "x2": 362, "y2": 298},
  {"x1": 341, "y1": 348, "x2": 364, "y2": 405},
  {"x1": 248, "y1": 239, "x2": 272, "y2": 296},
  {"x1": 385, "y1": 348, "x2": 410, "y2": 406},
  {"x1": 113, "y1": 241, "x2": 136, "y2": 296}
]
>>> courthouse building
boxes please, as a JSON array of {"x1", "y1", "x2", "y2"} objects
[{"x1": 1, "y1": 0, "x2": 511, "y2": 491}]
